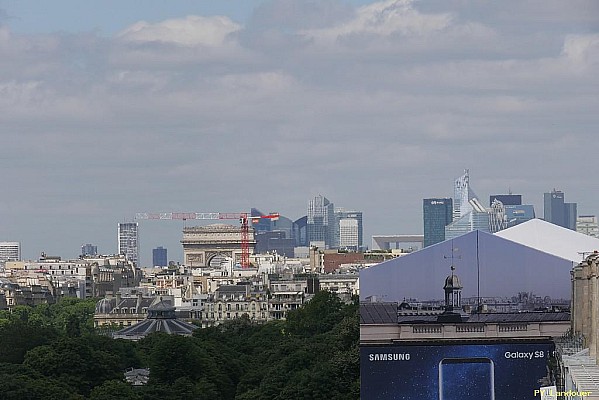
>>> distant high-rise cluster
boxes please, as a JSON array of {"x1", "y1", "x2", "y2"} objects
[
  {"x1": 306, "y1": 195, "x2": 363, "y2": 250},
  {"x1": 252, "y1": 195, "x2": 363, "y2": 255},
  {"x1": 118, "y1": 222, "x2": 139, "y2": 267},
  {"x1": 252, "y1": 207, "x2": 296, "y2": 257},
  {"x1": 444, "y1": 170, "x2": 490, "y2": 241},
  {"x1": 422, "y1": 170, "x2": 542, "y2": 247}
]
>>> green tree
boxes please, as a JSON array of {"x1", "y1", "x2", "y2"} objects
[
  {"x1": 285, "y1": 290, "x2": 343, "y2": 336},
  {"x1": 89, "y1": 379, "x2": 139, "y2": 400},
  {"x1": 23, "y1": 337, "x2": 122, "y2": 396},
  {"x1": 0, "y1": 363, "x2": 82, "y2": 400},
  {"x1": 0, "y1": 319, "x2": 58, "y2": 363}
]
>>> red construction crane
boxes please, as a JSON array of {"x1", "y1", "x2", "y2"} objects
[{"x1": 134, "y1": 211, "x2": 280, "y2": 268}]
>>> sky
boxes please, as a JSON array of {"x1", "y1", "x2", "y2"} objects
[{"x1": 1, "y1": 0, "x2": 598, "y2": 266}]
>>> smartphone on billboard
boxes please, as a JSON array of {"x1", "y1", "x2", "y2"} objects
[{"x1": 438, "y1": 357, "x2": 495, "y2": 400}]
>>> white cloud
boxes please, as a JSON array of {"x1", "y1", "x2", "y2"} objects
[
  {"x1": 562, "y1": 34, "x2": 599, "y2": 70},
  {"x1": 1, "y1": 1, "x2": 599, "y2": 263},
  {"x1": 302, "y1": 0, "x2": 453, "y2": 43},
  {"x1": 0, "y1": 25, "x2": 10, "y2": 45},
  {"x1": 118, "y1": 15, "x2": 240, "y2": 47}
]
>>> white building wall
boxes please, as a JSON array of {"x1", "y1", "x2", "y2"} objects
[
  {"x1": 0, "y1": 242, "x2": 21, "y2": 264},
  {"x1": 339, "y1": 219, "x2": 359, "y2": 249}
]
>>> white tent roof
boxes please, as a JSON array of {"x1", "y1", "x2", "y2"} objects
[{"x1": 495, "y1": 218, "x2": 599, "y2": 263}]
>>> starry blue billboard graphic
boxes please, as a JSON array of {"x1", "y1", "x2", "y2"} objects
[
  {"x1": 360, "y1": 342, "x2": 555, "y2": 400},
  {"x1": 438, "y1": 357, "x2": 494, "y2": 400}
]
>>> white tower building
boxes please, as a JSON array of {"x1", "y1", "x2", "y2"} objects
[{"x1": 118, "y1": 223, "x2": 139, "y2": 267}]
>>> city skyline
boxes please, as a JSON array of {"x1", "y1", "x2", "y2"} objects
[
  {"x1": 1, "y1": 181, "x2": 595, "y2": 266},
  {"x1": 1, "y1": 1, "x2": 598, "y2": 265}
]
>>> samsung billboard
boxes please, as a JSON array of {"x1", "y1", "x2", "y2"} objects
[{"x1": 361, "y1": 341, "x2": 555, "y2": 400}]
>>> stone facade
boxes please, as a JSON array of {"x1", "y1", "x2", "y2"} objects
[
  {"x1": 182, "y1": 224, "x2": 256, "y2": 268},
  {"x1": 571, "y1": 251, "x2": 599, "y2": 358}
]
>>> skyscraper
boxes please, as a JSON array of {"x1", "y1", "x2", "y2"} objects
[
  {"x1": 489, "y1": 194, "x2": 522, "y2": 206},
  {"x1": 338, "y1": 218, "x2": 359, "y2": 250},
  {"x1": 504, "y1": 204, "x2": 535, "y2": 227},
  {"x1": 293, "y1": 216, "x2": 308, "y2": 247},
  {"x1": 453, "y1": 170, "x2": 473, "y2": 221},
  {"x1": 153, "y1": 246, "x2": 167, "y2": 267},
  {"x1": 544, "y1": 189, "x2": 577, "y2": 230},
  {"x1": 488, "y1": 193, "x2": 534, "y2": 230},
  {"x1": 307, "y1": 195, "x2": 335, "y2": 248},
  {"x1": 423, "y1": 198, "x2": 453, "y2": 247},
  {"x1": 0, "y1": 241, "x2": 21, "y2": 265},
  {"x1": 81, "y1": 243, "x2": 98, "y2": 257},
  {"x1": 251, "y1": 207, "x2": 294, "y2": 240},
  {"x1": 118, "y1": 222, "x2": 139, "y2": 266},
  {"x1": 334, "y1": 208, "x2": 363, "y2": 250},
  {"x1": 445, "y1": 170, "x2": 490, "y2": 240}
]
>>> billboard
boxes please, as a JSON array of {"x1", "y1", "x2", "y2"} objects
[{"x1": 361, "y1": 341, "x2": 555, "y2": 400}]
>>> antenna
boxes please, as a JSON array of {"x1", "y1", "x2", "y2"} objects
[{"x1": 444, "y1": 242, "x2": 461, "y2": 268}]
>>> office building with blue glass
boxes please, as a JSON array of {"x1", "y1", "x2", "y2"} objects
[
  {"x1": 307, "y1": 195, "x2": 335, "y2": 248},
  {"x1": 423, "y1": 198, "x2": 453, "y2": 247},
  {"x1": 489, "y1": 194, "x2": 522, "y2": 206},
  {"x1": 152, "y1": 246, "x2": 167, "y2": 267},
  {"x1": 81, "y1": 243, "x2": 97, "y2": 257},
  {"x1": 544, "y1": 189, "x2": 577, "y2": 230}
]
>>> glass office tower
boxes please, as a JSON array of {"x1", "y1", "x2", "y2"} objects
[
  {"x1": 544, "y1": 189, "x2": 577, "y2": 230},
  {"x1": 153, "y1": 246, "x2": 167, "y2": 267},
  {"x1": 423, "y1": 198, "x2": 453, "y2": 247},
  {"x1": 307, "y1": 195, "x2": 335, "y2": 248}
]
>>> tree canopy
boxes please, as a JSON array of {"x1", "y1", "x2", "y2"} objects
[{"x1": 0, "y1": 292, "x2": 359, "y2": 399}]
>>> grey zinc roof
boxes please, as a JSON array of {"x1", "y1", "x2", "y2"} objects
[
  {"x1": 217, "y1": 285, "x2": 248, "y2": 293},
  {"x1": 360, "y1": 302, "x2": 398, "y2": 324},
  {"x1": 113, "y1": 318, "x2": 198, "y2": 340},
  {"x1": 149, "y1": 299, "x2": 175, "y2": 311},
  {"x1": 112, "y1": 297, "x2": 198, "y2": 340},
  {"x1": 116, "y1": 297, "x2": 154, "y2": 312}
]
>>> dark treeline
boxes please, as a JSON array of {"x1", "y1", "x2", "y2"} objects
[{"x1": 0, "y1": 291, "x2": 359, "y2": 399}]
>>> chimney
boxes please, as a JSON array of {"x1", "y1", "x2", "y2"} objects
[{"x1": 136, "y1": 291, "x2": 143, "y2": 313}]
